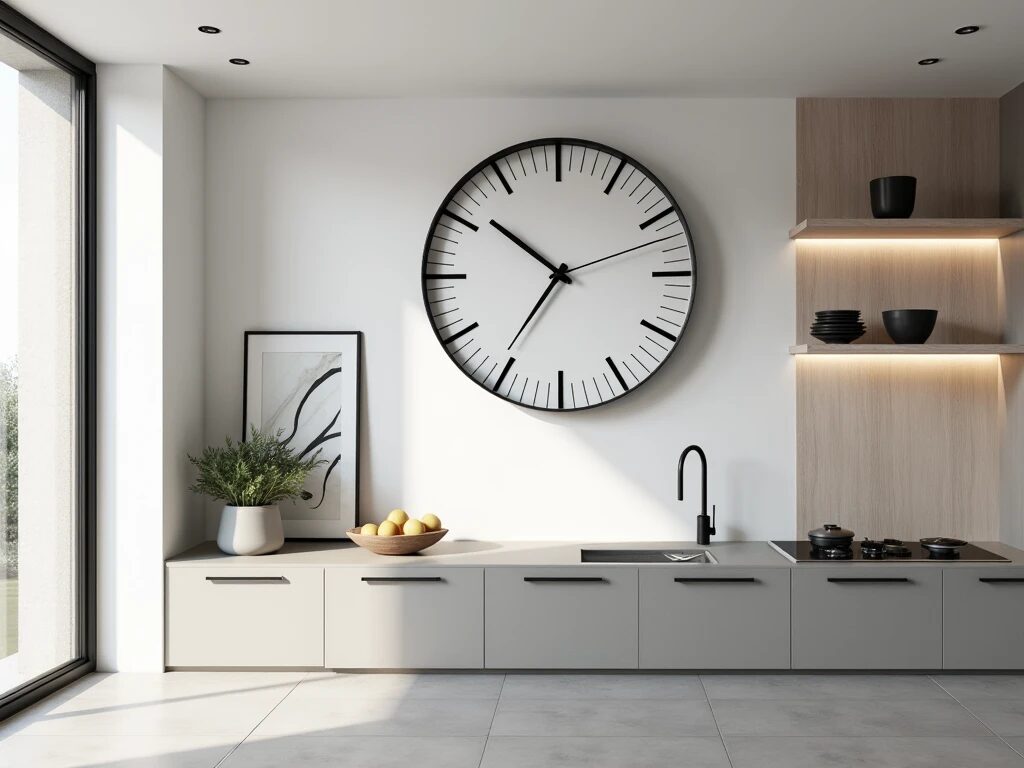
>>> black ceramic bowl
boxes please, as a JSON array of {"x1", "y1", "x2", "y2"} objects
[
  {"x1": 870, "y1": 175, "x2": 917, "y2": 218},
  {"x1": 882, "y1": 309, "x2": 937, "y2": 344}
]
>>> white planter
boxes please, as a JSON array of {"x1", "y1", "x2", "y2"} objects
[{"x1": 217, "y1": 505, "x2": 285, "y2": 555}]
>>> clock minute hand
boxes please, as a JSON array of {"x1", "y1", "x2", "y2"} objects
[
  {"x1": 489, "y1": 219, "x2": 572, "y2": 284},
  {"x1": 565, "y1": 234, "x2": 682, "y2": 274},
  {"x1": 508, "y1": 264, "x2": 569, "y2": 350}
]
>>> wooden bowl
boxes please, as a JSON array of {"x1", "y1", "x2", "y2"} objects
[{"x1": 346, "y1": 527, "x2": 448, "y2": 555}]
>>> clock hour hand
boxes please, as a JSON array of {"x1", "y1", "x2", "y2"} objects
[
  {"x1": 508, "y1": 264, "x2": 569, "y2": 350},
  {"x1": 565, "y1": 233, "x2": 682, "y2": 274},
  {"x1": 489, "y1": 219, "x2": 572, "y2": 284}
]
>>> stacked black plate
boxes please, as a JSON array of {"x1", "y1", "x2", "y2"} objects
[{"x1": 810, "y1": 310, "x2": 865, "y2": 344}]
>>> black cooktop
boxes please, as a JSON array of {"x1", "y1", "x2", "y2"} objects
[{"x1": 770, "y1": 540, "x2": 1009, "y2": 563}]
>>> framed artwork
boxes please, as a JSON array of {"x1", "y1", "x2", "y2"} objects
[{"x1": 243, "y1": 331, "x2": 362, "y2": 538}]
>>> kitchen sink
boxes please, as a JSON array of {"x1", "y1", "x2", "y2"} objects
[{"x1": 580, "y1": 549, "x2": 718, "y2": 564}]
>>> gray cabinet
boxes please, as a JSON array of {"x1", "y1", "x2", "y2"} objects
[
  {"x1": 943, "y1": 567, "x2": 1024, "y2": 670},
  {"x1": 639, "y1": 567, "x2": 790, "y2": 669},
  {"x1": 325, "y1": 567, "x2": 484, "y2": 669},
  {"x1": 485, "y1": 567, "x2": 638, "y2": 669},
  {"x1": 791, "y1": 568, "x2": 942, "y2": 669},
  {"x1": 166, "y1": 566, "x2": 324, "y2": 668}
]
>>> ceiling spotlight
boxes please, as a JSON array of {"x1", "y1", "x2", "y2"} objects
[
  {"x1": 229, "y1": 58, "x2": 250, "y2": 66},
  {"x1": 954, "y1": 25, "x2": 980, "y2": 35},
  {"x1": 918, "y1": 58, "x2": 941, "y2": 66},
  {"x1": 197, "y1": 25, "x2": 221, "y2": 34}
]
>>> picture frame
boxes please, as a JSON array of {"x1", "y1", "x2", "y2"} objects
[{"x1": 243, "y1": 331, "x2": 362, "y2": 538}]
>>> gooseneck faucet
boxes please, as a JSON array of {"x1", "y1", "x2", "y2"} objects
[{"x1": 678, "y1": 444, "x2": 716, "y2": 546}]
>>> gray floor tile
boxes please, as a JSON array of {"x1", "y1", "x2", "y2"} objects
[
  {"x1": 702, "y1": 674, "x2": 949, "y2": 700},
  {"x1": 725, "y1": 736, "x2": 1024, "y2": 768},
  {"x1": 221, "y1": 735, "x2": 486, "y2": 768},
  {"x1": 501, "y1": 674, "x2": 705, "y2": 700},
  {"x1": 711, "y1": 698, "x2": 991, "y2": 737},
  {"x1": 252, "y1": 696, "x2": 497, "y2": 737},
  {"x1": 489, "y1": 698, "x2": 718, "y2": 737},
  {"x1": 0, "y1": 733, "x2": 238, "y2": 768},
  {"x1": 934, "y1": 676, "x2": 1024, "y2": 700},
  {"x1": 480, "y1": 736, "x2": 731, "y2": 768},
  {"x1": 296, "y1": 673, "x2": 504, "y2": 700},
  {"x1": 961, "y1": 699, "x2": 1024, "y2": 737}
]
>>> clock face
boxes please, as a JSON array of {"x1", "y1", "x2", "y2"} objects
[{"x1": 421, "y1": 138, "x2": 695, "y2": 411}]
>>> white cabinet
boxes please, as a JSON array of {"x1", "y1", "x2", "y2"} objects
[
  {"x1": 639, "y1": 567, "x2": 791, "y2": 669},
  {"x1": 166, "y1": 567, "x2": 324, "y2": 667},
  {"x1": 943, "y1": 567, "x2": 1024, "y2": 669},
  {"x1": 485, "y1": 567, "x2": 638, "y2": 669},
  {"x1": 791, "y1": 568, "x2": 942, "y2": 669},
  {"x1": 325, "y1": 567, "x2": 483, "y2": 669}
]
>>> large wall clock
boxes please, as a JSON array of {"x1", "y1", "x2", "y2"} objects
[{"x1": 421, "y1": 138, "x2": 695, "y2": 411}]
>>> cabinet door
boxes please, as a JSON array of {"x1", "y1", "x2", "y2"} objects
[
  {"x1": 166, "y1": 567, "x2": 324, "y2": 667},
  {"x1": 325, "y1": 567, "x2": 483, "y2": 669},
  {"x1": 485, "y1": 567, "x2": 638, "y2": 669},
  {"x1": 791, "y1": 568, "x2": 941, "y2": 669},
  {"x1": 944, "y1": 567, "x2": 1024, "y2": 670},
  {"x1": 640, "y1": 567, "x2": 790, "y2": 669}
]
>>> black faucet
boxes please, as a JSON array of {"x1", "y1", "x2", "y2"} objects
[{"x1": 678, "y1": 444, "x2": 716, "y2": 546}]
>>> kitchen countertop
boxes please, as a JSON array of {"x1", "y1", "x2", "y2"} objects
[{"x1": 166, "y1": 539, "x2": 1024, "y2": 568}]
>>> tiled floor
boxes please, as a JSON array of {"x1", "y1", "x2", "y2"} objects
[{"x1": 2, "y1": 672, "x2": 1024, "y2": 766}]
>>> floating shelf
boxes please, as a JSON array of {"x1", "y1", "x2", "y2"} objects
[
  {"x1": 789, "y1": 218, "x2": 1024, "y2": 240},
  {"x1": 790, "y1": 344, "x2": 1024, "y2": 355}
]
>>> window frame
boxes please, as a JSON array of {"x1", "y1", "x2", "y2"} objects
[{"x1": 0, "y1": 0, "x2": 97, "y2": 720}]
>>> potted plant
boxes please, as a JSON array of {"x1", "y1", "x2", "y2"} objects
[{"x1": 189, "y1": 428, "x2": 324, "y2": 555}]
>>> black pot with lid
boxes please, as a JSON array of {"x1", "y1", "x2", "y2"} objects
[{"x1": 808, "y1": 523, "x2": 855, "y2": 549}]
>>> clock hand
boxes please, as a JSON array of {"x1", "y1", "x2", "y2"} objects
[
  {"x1": 508, "y1": 264, "x2": 570, "y2": 350},
  {"x1": 489, "y1": 219, "x2": 572, "y2": 284},
  {"x1": 565, "y1": 234, "x2": 682, "y2": 274}
]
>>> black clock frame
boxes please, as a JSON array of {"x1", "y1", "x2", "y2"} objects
[{"x1": 420, "y1": 137, "x2": 697, "y2": 412}]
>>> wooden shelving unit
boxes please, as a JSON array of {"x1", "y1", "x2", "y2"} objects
[
  {"x1": 789, "y1": 218, "x2": 1024, "y2": 240},
  {"x1": 790, "y1": 344, "x2": 1024, "y2": 355}
]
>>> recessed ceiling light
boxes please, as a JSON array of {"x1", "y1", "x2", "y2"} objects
[
  {"x1": 955, "y1": 25, "x2": 980, "y2": 35},
  {"x1": 198, "y1": 25, "x2": 221, "y2": 34},
  {"x1": 229, "y1": 58, "x2": 250, "y2": 66},
  {"x1": 918, "y1": 58, "x2": 941, "y2": 66}
]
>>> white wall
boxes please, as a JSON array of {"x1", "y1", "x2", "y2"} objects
[
  {"x1": 161, "y1": 69, "x2": 206, "y2": 558},
  {"x1": 205, "y1": 98, "x2": 796, "y2": 542},
  {"x1": 98, "y1": 65, "x2": 205, "y2": 671}
]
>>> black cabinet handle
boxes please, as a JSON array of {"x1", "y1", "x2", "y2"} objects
[
  {"x1": 361, "y1": 577, "x2": 445, "y2": 583},
  {"x1": 674, "y1": 577, "x2": 758, "y2": 583},
  {"x1": 827, "y1": 577, "x2": 910, "y2": 583},
  {"x1": 979, "y1": 577, "x2": 1024, "y2": 583},
  {"x1": 523, "y1": 577, "x2": 608, "y2": 583},
  {"x1": 205, "y1": 576, "x2": 289, "y2": 583}
]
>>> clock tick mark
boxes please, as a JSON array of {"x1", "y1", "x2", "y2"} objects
[
  {"x1": 620, "y1": 167, "x2": 636, "y2": 190},
  {"x1": 652, "y1": 270, "x2": 692, "y2": 277},
  {"x1": 424, "y1": 273, "x2": 466, "y2": 279},
  {"x1": 657, "y1": 316, "x2": 682, "y2": 328},
  {"x1": 490, "y1": 162, "x2": 514, "y2": 194},
  {"x1": 644, "y1": 196, "x2": 665, "y2": 213},
  {"x1": 646, "y1": 335, "x2": 669, "y2": 352},
  {"x1": 636, "y1": 187, "x2": 654, "y2": 205},
  {"x1": 655, "y1": 219, "x2": 679, "y2": 232},
  {"x1": 600, "y1": 155, "x2": 612, "y2": 180},
  {"x1": 471, "y1": 355, "x2": 490, "y2": 376},
  {"x1": 557, "y1": 371, "x2": 564, "y2": 408},
  {"x1": 517, "y1": 152, "x2": 527, "y2": 176},
  {"x1": 640, "y1": 344, "x2": 659, "y2": 362},
  {"x1": 493, "y1": 357, "x2": 516, "y2": 392},
  {"x1": 454, "y1": 339, "x2": 476, "y2": 356},
  {"x1": 442, "y1": 211, "x2": 478, "y2": 232},
  {"x1": 469, "y1": 179, "x2": 488, "y2": 199},
  {"x1": 555, "y1": 142, "x2": 562, "y2": 181},
  {"x1": 606, "y1": 357, "x2": 629, "y2": 391},
  {"x1": 629, "y1": 178, "x2": 645, "y2": 197},
  {"x1": 451, "y1": 199, "x2": 474, "y2": 216},
  {"x1": 640, "y1": 208, "x2": 673, "y2": 230},
  {"x1": 529, "y1": 147, "x2": 538, "y2": 173},
  {"x1": 622, "y1": 359, "x2": 639, "y2": 382},
  {"x1": 631, "y1": 352, "x2": 651, "y2": 373},
  {"x1": 441, "y1": 321, "x2": 479, "y2": 345},
  {"x1": 641, "y1": 319, "x2": 679, "y2": 342},
  {"x1": 604, "y1": 158, "x2": 625, "y2": 194}
]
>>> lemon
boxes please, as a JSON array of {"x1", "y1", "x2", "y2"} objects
[
  {"x1": 403, "y1": 519, "x2": 426, "y2": 536},
  {"x1": 420, "y1": 513, "x2": 442, "y2": 532},
  {"x1": 387, "y1": 509, "x2": 409, "y2": 526},
  {"x1": 360, "y1": 523, "x2": 379, "y2": 536},
  {"x1": 378, "y1": 520, "x2": 400, "y2": 537}
]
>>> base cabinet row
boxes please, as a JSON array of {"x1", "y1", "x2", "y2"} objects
[{"x1": 166, "y1": 564, "x2": 1024, "y2": 669}]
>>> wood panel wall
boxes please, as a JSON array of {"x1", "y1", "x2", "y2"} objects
[{"x1": 796, "y1": 98, "x2": 1000, "y2": 222}]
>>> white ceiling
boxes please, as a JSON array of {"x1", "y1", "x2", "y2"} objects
[{"x1": 10, "y1": 0, "x2": 1024, "y2": 98}]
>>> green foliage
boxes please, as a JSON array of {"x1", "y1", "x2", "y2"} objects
[
  {"x1": 189, "y1": 427, "x2": 324, "y2": 507},
  {"x1": 0, "y1": 359, "x2": 17, "y2": 573}
]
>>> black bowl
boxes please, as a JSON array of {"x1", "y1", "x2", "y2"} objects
[
  {"x1": 882, "y1": 309, "x2": 937, "y2": 344},
  {"x1": 870, "y1": 176, "x2": 917, "y2": 218}
]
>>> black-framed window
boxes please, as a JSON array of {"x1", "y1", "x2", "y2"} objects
[{"x1": 0, "y1": 1, "x2": 95, "y2": 720}]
